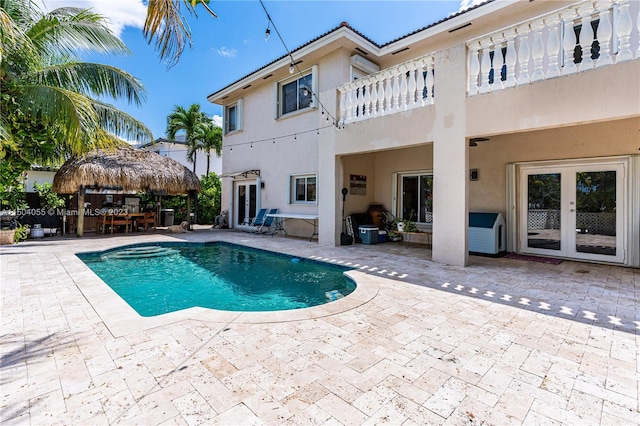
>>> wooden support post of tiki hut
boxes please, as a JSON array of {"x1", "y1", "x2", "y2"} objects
[
  {"x1": 77, "y1": 187, "x2": 86, "y2": 237},
  {"x1": 186, "y1": 192, "x2": 192, "y2": 231}
]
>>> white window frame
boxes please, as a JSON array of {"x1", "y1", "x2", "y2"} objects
[
  {"x1": 224, "y1": 99, "x2": 243, "y2": 135},
  {"x1": 274, "y1": 65, "x2": 318, "y2": 119},
  {"x1": 289, "y1": 173, "x2": 317, "y2": 205}
]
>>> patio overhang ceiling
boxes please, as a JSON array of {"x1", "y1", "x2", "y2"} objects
[{"x1": 220, "y1": 169, "x2": 261, "y2": 179}]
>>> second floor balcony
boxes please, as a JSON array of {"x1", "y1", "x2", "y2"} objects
[{"x1": 337, "y1": 0, "x2": 640, "y2": 127}]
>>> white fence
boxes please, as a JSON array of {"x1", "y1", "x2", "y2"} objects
[{"x1": 528, "y1": 209, "x2": 616, "y2": 235}]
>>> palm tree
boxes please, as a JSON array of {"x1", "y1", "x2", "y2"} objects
[
  {"x1": 194, "y1": 120, "x2": 222, "y2": 175},
  {"x1": 166, "y1": 103, "x2": 207, "y2": 173},
  {"x1": 0, "y1": 0, "x2": 152, "y2": 172},
  {"x1": 144, "y1": 0, "x2": 217, "y2": 68}
]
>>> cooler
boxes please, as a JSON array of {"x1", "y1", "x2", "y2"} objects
[{"x1": 359, "y1": 225, "x2": 378, "y2": 245}]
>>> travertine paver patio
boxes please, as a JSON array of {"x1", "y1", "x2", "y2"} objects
[{"x1": 1, "y1": 228, "x2": 638, "y2": 425}]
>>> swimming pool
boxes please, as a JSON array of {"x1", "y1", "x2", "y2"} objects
[{"x1": 77, "y1": 242, "x2": 356, "y2": 316}]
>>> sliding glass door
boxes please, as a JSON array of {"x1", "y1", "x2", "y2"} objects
[{"x1": 400, "y1": 173, "x2": 433, "y2": 224}]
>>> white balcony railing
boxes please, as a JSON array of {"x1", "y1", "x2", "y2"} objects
[
  {"x1": 468, "y1": 0, "x2": 640, "y2": 95},
  {"x1": 338, "y1": 53, "x2": 435, "y2": 125}
]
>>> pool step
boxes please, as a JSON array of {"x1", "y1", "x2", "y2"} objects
[
  {"x1": 104, "y1": 246, "x2": 179, "y2": 259},
  {"x1": 325, "y1": 290, "x2": 344, "y2": 301}
]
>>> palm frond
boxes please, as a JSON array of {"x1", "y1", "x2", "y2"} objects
[
  {"x1": 31, "y1": 62, "x2": 147, "y2": 105},
  {"x1": 27, "y1": 7, "x2": 130, "y2": 59},
  {"x1": 92, "y1": 101, "x2": 153, "y2": 144},
  {"x1": 15, "y1": 84, "x2": 98, "y2": 151},
  {"x1": 144, "y1": 0, "x2": 190, "y2": 68},
  {"x1": 0, "y1": 0, "x2": 40, "y2": 27},
  {"x1": 0, "y1": 5, "x2": 37, "y2": 67},
  {"x1": 90, "y1": 127, "x2": 132, "y2": 150},
  {"x1": 144, "y1": 0, "x2": 216, "y2": 68}
]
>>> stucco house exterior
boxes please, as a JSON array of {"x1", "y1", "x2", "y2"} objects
[{"x1": 208, "y1": 0, "x2": 640, "y2": 268}]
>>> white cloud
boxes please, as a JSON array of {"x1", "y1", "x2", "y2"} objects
[
  {"x1": 211, "y1": 115, "x2": 223, "y2": 128},
  {"x1": 458, "y1": 0, "x2": 486, "y2": 12},
  {"x1": 36, "y1": 0, "x2": 147, "y2": 38},
  {"x1": 217, "y1": 47, "x2": 237, "y2": 58}
]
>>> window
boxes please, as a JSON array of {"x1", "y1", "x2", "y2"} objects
[
  {"x1": 224, "y1": 99, "x2": 243, "y2": 134},
  {"x1": 276, "y1": 66, "x2": 317, "y2": 118},
  {"x1": 281, "y1": 74, "x2": 311, "y2": 115},
  {"x1": 227, "y1": 105, "x2": 237, "y2": 132},
  {"x1": 400, "y1": 173, "x2": 433, "y2": 224},
  {"x1": 291, "y1": 174, "x2": 317, "y2": 204}
]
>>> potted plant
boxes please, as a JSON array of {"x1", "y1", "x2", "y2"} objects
[{"x1": 398, "y1": 212, "x2": 418, "y2": 233}]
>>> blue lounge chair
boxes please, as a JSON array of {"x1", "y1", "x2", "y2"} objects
[
  {"x1": 250, "y1": 208, "x2": 278, "y2": 234},
  {"x1": 237, "y1": 208, "x2": 267, "y2": 232}
]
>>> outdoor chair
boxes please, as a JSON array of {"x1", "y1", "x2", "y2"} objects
[
  {"x1": 136, "y1": 211, "x2": 156, "y2": 231},
  {"x1": 237, "y1": 208, "x2": 267, "y2": 232},
  {"x1": 103, "y1": 214, "x2": 131, "y2": 234},
  {"x1": 250, "y1": 208, "x2": 278, "y2": 234}
]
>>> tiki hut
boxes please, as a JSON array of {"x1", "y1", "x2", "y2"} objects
[{"x1": 53, "y1": 146, "x2": 201, "y2": 236}]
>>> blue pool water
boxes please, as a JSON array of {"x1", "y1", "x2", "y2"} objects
[{"x1": 77, "y1": 242, "x2": 355, "y2": 316}]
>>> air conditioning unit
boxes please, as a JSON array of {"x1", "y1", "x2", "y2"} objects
[{"x1": 350, "y1": 54, "x2": 380, "y2": 75}]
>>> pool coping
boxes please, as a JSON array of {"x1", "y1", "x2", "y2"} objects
[{"x1": 60, "y1": 240, "x2": 380, "y2": 338}]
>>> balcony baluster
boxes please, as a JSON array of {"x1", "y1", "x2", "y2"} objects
[
  {"x1": 545, "y1": 15, "x2": 562, "y2": 78},
  {"x1": 616, "y1": 0, "x2": 633, "y2": 62},
  {"x1": 516, "y1": 26, "x2": 532, "y2": 85},
  {"x1": 491, "y1": 36, "x2": 505, "y2": 90},
  {"x1": 377, "y1": 77, "x2": 386, "y2": 116},
  {"x1": 400, "y1": 66, "x2": 409, "y2": 110},
  {"x1": 345, "y1": 85, "x2": 354, "y2": 123},
  {"x1": 503, "y1": 33, "x2": 517, "y2": 88},
  {"x1": 391, "y1": 69, "x2": 400, "y2": 111},
  {"x1": 531, "y1": 19, "x2": 546, "y2": 81},
  {"x1": 407, "y1": 66, "x2": 417, "y2": 108},
  {"x1": 578, "y1": 3, "x2": 595, "y2": 71},
  {"x1": 339, "y1": 88, "x2": 346, "y2": 124},
  {"x1": 370, "y1": 78, "x2": 378, "y2": 116},
  {"x1": 562, "y1": 10, "x2": 578, "y2": 75},
  {"x1": 384, "y1": 72, "x2": 393, "y2": 115},
  {"x1": 363, "y1": 80, "x2": 372, "y2": 118},
  {"x1": 468, "y1": 42, "x2": 480, "y2": 95},
  {"x1": 424, "y1": 57, "x2": 434, "y2": 106},
  {"x1": 479, "y1": 40, "x2": 493, "y2": 93},
  {"x1": 595, "y1": 5, "x2": 612, "y2": 67}
]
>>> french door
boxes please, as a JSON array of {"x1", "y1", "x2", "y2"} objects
[
  {"x1": 235, "y1": 182, "x2": 257, "y2": 227},
  {"x1": 520, "y1": 160, "x2": 626, "y2": 263}
]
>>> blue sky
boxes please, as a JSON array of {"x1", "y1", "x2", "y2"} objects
[{"x1": 40, "y1": 1, "x2": 473, "y2": 140}]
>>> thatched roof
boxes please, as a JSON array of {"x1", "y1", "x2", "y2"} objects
[{"x1": 52, "y1": 146, "x2": 202, "y2": 195}]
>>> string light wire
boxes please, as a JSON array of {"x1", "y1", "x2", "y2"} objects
[
  {"x1": 220, "y1": 1, "x2": 342, "y2": 153},
  {"x1": 226, "y1": 123, "x2": 335, "y2": 150},
  {"x1": 258, "y1": 0, "x2": 338, "y2": 126}
]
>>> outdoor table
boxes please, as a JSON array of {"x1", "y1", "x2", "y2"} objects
[{"x1": 266, "y1": 213, "x2": 319, "y2": 242}]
